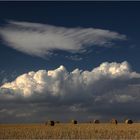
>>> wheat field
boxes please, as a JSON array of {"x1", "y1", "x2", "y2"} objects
[{"x1": 0, "y1": 123, "x2": 140, "y2": 139}]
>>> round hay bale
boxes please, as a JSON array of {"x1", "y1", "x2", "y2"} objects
[
  {"x1": 94, "y1": 120, "x2": 100, "y2": 124},
  {"x1": 110, "y1": 118, "x2": 118, "y2": 124},
  {"x1": 71, "y1": 120, "x2": 77, "y2": 124},
  {"x1": 47, "y1": 120, "x2": 55, "y2": 126},
  {"x1": 125, "y1": 119, "x2": 133, "y2": 124}
]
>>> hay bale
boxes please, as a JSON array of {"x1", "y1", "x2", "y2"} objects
[
  {"x1": 47, "y1": 120, "x2": 55, "y2": 126},
  {"x1": 125, "y1": 119, "x2": 133, "y2": 124},
  {"x1": 71, "y1": 120, "x2": 77, "y2": 124},
  {"x1": 110, "y1": 118, "x2": 118, "y2": 124},
  {"x1": 94, "y1": 120, "x2": 100, "y2": 124}
]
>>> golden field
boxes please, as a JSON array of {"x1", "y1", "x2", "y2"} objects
[{"x1": 0, "y1": 123, "x2": 140, "y2": 139}]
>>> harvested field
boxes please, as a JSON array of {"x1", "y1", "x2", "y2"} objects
[{"x1": 0, "y1": 123, "x2": 140, "y2": 139}]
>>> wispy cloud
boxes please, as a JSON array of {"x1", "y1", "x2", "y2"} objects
[
  {"x1": 0, "y1": 21, "x2": 126, "y2": 57},
  {"x1": 65, "y1": 55, "x2": 83, "y2": 61}
]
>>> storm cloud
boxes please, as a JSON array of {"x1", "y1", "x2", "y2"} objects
[{"x1": 1, "y1": 61, "x2": 140, "y2": 122}]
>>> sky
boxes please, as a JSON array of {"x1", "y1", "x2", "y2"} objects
[{"x1": 1, "y1": 2, "x2": 140, "y2": 123}]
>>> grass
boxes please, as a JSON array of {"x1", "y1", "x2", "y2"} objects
[{"x1": 0, "y1": 123, "x2": 140, "y2": 139}]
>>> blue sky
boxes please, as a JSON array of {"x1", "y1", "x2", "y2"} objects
[
  {"x1": 0, "y1": 2, "x2": 140, "y2": 76},
  {"x1": 1, "y1": 2, "x2": 140, "y2": 123}
]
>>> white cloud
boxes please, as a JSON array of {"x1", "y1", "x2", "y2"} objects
[
  {"x1": 0, "y1": 109, "x2": 14, "y2": 115},
  {"x1": 15, "y1": 112, "x2": 32, "y2": 117},
  {"x1": 0, "y1": 21, "x2": 126, "y2": 57},
  {"x1": 66, "y1": 55, "x2": 83, "y2": 61},
  {"x1": 69, "y1": 104, "x2": 87, "y2": 112},
  {"x1": 1, "y1": 61, "x2": 140, "y2": 122},
  {"x1": 0, "y1": 61, "x2": 139, "y2": 99}
]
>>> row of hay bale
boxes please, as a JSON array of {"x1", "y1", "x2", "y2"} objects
[
  {"x1": 91, "y1": 119, "x2": 133, "y2": 124},
  {"x1": 110, "y1": 119, "x2": 133, "y2": 124},
  {"x1": 45, "y1": 120, "x2": 78, "y2": 126},
  {"x1": 90, "y1": 119, "x2": 133, "y2": 124},
  {"x1": 45, "y1": 119, "x2": 133, "y2": 126}
]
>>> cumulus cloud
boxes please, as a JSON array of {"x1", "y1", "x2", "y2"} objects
[
  {"x1": 1, "y1": 61, "x2": 139, "y2": 98},
  {"x1": 1, "y1": 61, "x2": 140, "y2": 122},
  {"x1": 0, "y1": 21, "x2": 126, "y2": 57}
]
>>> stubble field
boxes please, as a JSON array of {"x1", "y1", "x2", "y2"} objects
[{"x1": 0, "y1": 123, "x2": 140, "y2": 139}]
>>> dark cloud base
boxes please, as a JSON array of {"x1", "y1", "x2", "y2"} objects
[{"x1": 0, "y1": 61, "x2": 140, "y2": 123}]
